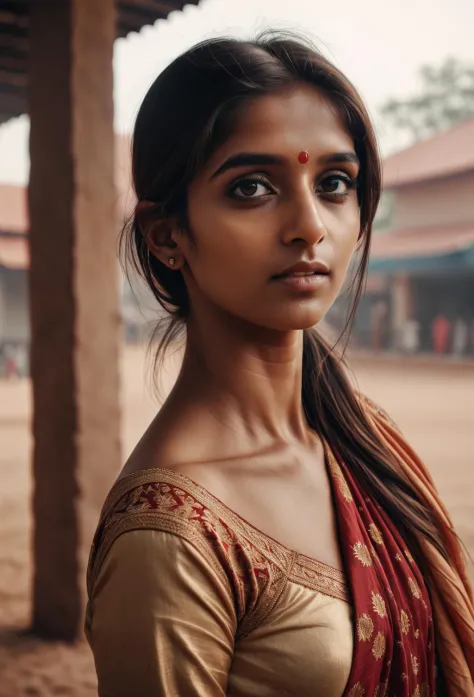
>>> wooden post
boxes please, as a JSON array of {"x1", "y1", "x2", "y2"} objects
[{"x1": 28, "y1": 0, "x2": 120, "y2": 639}]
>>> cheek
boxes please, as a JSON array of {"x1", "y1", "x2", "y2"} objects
[{"x1": 185, "y1": 203, "x2": 270, "y2": 273}]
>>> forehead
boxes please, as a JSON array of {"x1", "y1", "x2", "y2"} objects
[{"x1": 210, "y1": 85, "x2": 354, "y2": 163}]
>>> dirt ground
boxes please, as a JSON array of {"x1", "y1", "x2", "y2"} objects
[{"x1": 1, "y1": 345, "x2": 473, "y2": 696}]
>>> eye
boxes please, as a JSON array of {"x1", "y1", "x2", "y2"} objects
[
  {"x1": 317, "y1": 174, "x2": 358, "y2": 199},
  {"x1": 229, "y1": 176, "x2": 274, "y2": 200}
]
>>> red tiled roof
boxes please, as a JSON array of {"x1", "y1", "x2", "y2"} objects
[
  {"x1": 0, "y1": 133, "x2": 134, "y2": 270},
  {"x1": 0, "y1": 184, "x2": 28, "y2": 234},
  {"x1": 370, "y1": 222, "x2": 474, "y2": 260},
  {"x1": 383, "y1": 119, "x2": 474, "y2": 189},
  {"x1": 0, "y1": 133, "x2": 133, "y2": 239},
  {"x1": 0, "y1": 235, "x2": 28, "y2": 269}
]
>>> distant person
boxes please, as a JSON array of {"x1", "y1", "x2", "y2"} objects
[
  {"x1": 452, "y1": 317, "x2": 468, "y2": 357},
  {"x1": 4, "y1": 344, "x2": 18, "y2": 380},
  {"x1": 85, "y1": 34, "x2": 474, "y2": 697},
  {"x1": 432, "y1": 314, "x2": 451, "y2": 354}
]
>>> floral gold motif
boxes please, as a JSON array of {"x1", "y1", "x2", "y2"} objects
[
  {"x1": 404, "y1": 548, "x2": 414, "y2": 563},
  {"x1": 395, "y1": 552, "x2": 403, "y2": 562},
  {"x1": 400, "y1": 609, "x2": 411, "y2": 635},
  {"x1": 328, "y1": 457, "x2": 354, "y2": 502},
  {"x1": 357, "y1": 613, "x2": 374, "y2": 642},
  {"x1": 373, "y1": 679, "x2": 389, "y2": 697},
  {"x1": 414, "y1": 628, "x2": 420, "y2": 639},
  {"x1": 347, "y1": 682, "x2": 365, "y2": 697},
  {"x1": 408, "y1": 577, "x2": 422, "y2": 600},
  {"x1": 372, "y1": 591, "x2": 387, "y2": 618},
  {"x1": 412, "y1": 686, "x2": 420, "y2": 697},
  {"x1": 412, "y1": 654, "x2": 420, "y2": 676},
  {"x1": 372, "y1": 631, "x2": 386, "y2": 660},
  {"x1": 369, "y1": 523, "x2": 384, "y2": 546},
  {"x1": 353, "y1": 541, "x2": 373, "y2": 567}
]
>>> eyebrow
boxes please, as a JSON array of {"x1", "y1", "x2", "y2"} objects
[
  {"x1": 210, "y1": 153, "x2": 284, "y2": 179},
  {"x1": 210, "y1": 150, "x2": 360, "y2": 179}
]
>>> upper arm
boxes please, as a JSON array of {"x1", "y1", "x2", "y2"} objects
[{"x1": 88, "y1": 529, "x2": 237, "y2": 697}]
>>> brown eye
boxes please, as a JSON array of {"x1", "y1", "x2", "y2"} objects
[
  {"x1": 238, "y1": 182, "x2": 260, "y2": 197},
  {"x1": 317, "y1": 174, "x2": 357, "y2": 199},
  {"x1": 320, "y1": 176, "x2": 347, "y2": 194},
  {"x1": 229, "y1": 176, "x2": 274, "y2": 200}
]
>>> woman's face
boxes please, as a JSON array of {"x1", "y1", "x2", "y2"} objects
[{"x1": 177, "y1": 84, "x2": 361, "y2": 331}]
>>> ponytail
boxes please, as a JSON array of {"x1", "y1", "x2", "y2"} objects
[{"x1": 302, "y1": 328, "x2": 448, "y2": 564}]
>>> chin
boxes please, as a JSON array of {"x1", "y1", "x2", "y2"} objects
[
  {"x1": 251, "y1": 303, "x2": 331, "y2": 332},
  {"x1": 284, "y1": 298, "x2": 333, "y2": 330},
  {"x1": 280, "y1": 315, "x2": 327, "y2": 331}
]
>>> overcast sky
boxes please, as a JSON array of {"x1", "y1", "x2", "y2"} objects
[{"x1": 0, "y1": 0, "x2": 473, "y2": 184}]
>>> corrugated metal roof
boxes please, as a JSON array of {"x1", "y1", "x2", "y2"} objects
[
  {"x1": 0, "y1": 0, "x2": 198, "y2": 125},
  {"x1": 383, "y1": 119, "x2": 474, "y2": 189}
]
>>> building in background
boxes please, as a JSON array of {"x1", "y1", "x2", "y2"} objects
[
  {"x1": 0, "y1": 185, "x2": 28, "y2": 344},
  {"x1": 350, "y1": 118, "x2": 474, "y2": 354},
  {"x1": 0, "y1": 134, "x2": 161, "y2": 374},
  {"x1": 2, "y1": 120, "x2": 474, "y2": 363}
]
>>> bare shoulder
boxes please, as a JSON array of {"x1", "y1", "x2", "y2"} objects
[{"x1": 118, "y1": 404, "x2": 206, "y2": 481}]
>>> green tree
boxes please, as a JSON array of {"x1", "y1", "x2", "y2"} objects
[{"x1": 380, "y1": 57, "x2": 474, "y2": 143}]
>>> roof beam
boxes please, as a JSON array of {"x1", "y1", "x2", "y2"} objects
[
  {"x1": 119, "y1": 0, "x2": 194, "y2": 14},
  {"x1": 0, "y1": 89, "x2": 26, "y2": 114},
  {"x1": 0, "y1": 53, "x2": 26, "y2": 73},
  {"x1": 0, "y1": 33, "x2": 28, "y2": 51},
  {"x1": 0, "y1": 10, "x2": 29, "y2": 29},
  {"x1": 0, "y1": 68, "x2": 26, "y2": 88}
]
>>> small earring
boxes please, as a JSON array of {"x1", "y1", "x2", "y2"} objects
[{"x1": 168, "y1": 257, "x2": 176, "y2": 267}]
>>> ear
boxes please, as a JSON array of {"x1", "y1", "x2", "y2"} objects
[{"x1": 136, "y1": 200, "x2": 184, "y2": 270}]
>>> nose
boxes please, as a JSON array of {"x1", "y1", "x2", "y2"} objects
[{"x1": 280, "y1": 190, "x2": 327, "y2": 248}]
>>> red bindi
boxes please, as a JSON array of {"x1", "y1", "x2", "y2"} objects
[{"x1": 297, "y1": 150, "x2": 309, "y2": 164}]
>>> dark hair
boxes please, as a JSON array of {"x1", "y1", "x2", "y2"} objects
[{"x1": 122, "y1": 32, "x2": 448, "y2": 564}]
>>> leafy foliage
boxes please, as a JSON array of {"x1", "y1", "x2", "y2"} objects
[{"x1": 381, "y1": 57, "x2": 474, "y2": 143}]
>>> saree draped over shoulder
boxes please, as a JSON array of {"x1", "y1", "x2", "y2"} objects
[{"x1": 86, "y1": 397, "x2": 474, "y2": 697}]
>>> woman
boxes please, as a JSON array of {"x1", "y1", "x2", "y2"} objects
[{"x1": 86, "y1": 34, "x2": 474, "y2": 697}]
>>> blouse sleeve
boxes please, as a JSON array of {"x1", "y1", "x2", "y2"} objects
[{"x1": 87, "y1": 529, "x2": 237, "y2": 697}]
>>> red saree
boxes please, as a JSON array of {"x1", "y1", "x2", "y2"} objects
[
  {"x1": 328, "y1": 444, "x2": 436, "y2": 697},
  {"x1": 364, "y1": 399, "x2": 474, "y2": 696},
  {"x1": 86, "y1": 395, "x2": 474, "y2": 697}
]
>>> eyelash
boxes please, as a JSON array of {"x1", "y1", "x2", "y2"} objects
[{"x1": 228, "y1": 172, "x2": 359, "y2": 201}]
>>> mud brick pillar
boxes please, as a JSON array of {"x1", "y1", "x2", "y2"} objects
[
  {"x1": 28, "y1": 0, "x2": 121, "y2": 639},
  {"x1": 392, "y1": 273, "x2": 413, "y2": 350}
]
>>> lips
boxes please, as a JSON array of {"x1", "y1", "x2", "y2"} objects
[{"x1": 272, "y1": 261, "x2": 330, "y2": 279}]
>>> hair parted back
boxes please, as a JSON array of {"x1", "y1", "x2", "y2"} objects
[{"x1": 122, "y1": 31, "x2": 450, "y2": 567}]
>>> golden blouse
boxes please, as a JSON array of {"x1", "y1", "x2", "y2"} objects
[{"x1": 86, "y1": 469, "x2": 354, "y2": 697}]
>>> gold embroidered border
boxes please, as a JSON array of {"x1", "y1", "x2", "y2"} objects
[
  {"x1": 290, "y1": 554, "x2": 349, "y2": 603},
  {"x1": 87, "y1": 511, "x2": 234, "y2": 602},
  {"x1": 88, "y1": 468, "x2": 350, "y2": 612}
]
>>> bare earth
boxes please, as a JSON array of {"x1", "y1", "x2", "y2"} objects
[{"x1": 1, "y1": 345, "x2": 473, "y2": 696}]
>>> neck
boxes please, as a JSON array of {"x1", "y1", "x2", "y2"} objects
[{"x1": 171, "y1": 307, "x2": 313, "y2": 447}]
